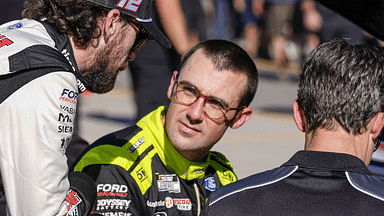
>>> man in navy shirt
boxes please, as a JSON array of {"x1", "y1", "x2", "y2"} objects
[{"x1": 202, "y1": 38, "x2": 384, "y2": 216}]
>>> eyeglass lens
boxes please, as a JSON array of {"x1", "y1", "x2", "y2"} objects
[{"x1": 175, "y1": 83, "x2": 227, "y2": 119}]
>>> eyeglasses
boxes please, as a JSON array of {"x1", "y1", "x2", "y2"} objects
[
  {"x1": 128, "y1": 21, "x2": 151, "y2": 52},
  {"x1": 173, "y1": 81, "x2": 244, "y2": 122}
]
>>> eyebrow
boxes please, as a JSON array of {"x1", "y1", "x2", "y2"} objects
[{"x1": 179, "y1": 80, "x2": 231, "y2": 107}]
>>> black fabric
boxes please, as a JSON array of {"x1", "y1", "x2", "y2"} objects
[
  {"x1": 202, "y1": 151, "x2": 384, "y2": 216},
  {"x1": 40, "y1": 20, "x2": 92, "y2": 93},
  {"x1": 315, "y1": 0, "x2": 384, "y2": 41},
  {"x1": 129, "y1": 1, "x2": 179, "y2": 121},
  {"x1": 0, "y1": 67, "x2": 62, "y2": 104},
  {"x1": 68, "y1": 171, "x2": 98, "y2": 215},
  {"x1": 81, "y1": 154, "x2": 222, "y2": 216},
  {"x1": 66, "y1": 133, "x2": 90, "y2": 168},
  {"x1": 9, "y1": 45, "x2": 72, "y2": 72},
  {"x1": 283, "y1": 150, "x2": 371, "y2": 174},
  {"x1": 0, "y1": 44, "x2": 73, "y2": 104}
]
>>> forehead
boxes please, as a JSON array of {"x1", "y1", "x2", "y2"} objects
[{"x1": 179, "y1": 50, "x2": 247, "y2": 106}]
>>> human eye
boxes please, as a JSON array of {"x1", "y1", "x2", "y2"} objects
[
  {"x1": 207, "y1": 98, "x2": 226, "y2": 110},
  {"x1": 181, "y1": 85, "x2": 198, "y2": 96}
]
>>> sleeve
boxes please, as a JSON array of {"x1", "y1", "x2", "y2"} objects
[
  {"x1": 200, "y1": 201, "x2": 210, "y2": 216},
  {"x1": 0, "y1": 71, "x2": 82, "y2": 215},
  {"x1": 82, "y1": 164, "x2": 147, "y2": 215}
]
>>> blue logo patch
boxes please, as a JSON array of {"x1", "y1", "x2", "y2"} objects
[
  {"x1": 204, "y1": 177, "x2": 217, "y2": 192},
  {"x1": 7, "y1": 23, "x2": 23, "y2": 30}
]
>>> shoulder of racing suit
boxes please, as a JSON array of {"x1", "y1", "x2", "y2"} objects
[
  {"x1": 73, "y1": 124, "x2": 238, "y2": 195},
  {"x1": 1, "y1": 44, "x2": 74, "y2": 103},
  {"x1": 209, "y1": 151, "x2": 237, "y2": 186},
  {"x1": 73, "y1": 124, "x2": 156, "y2": 194},
  {"x1": 0, "y1": 19, "x2": 76, "y2": 103}
]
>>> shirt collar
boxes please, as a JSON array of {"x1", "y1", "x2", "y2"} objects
[
  {"x1": 283, "y1": 150, "x2": 371, "y2": 174},
  {"x1": 137, "y1": 106, "x2": 210, "y2": 181}
]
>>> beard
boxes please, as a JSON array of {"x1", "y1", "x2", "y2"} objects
[{"x1": 82, "y1": 35, "x2": 125, "y2": 94}]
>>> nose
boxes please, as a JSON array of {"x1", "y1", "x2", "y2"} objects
[{"x1": 187, "y1": 97, "x2": 205, "y2": 123}]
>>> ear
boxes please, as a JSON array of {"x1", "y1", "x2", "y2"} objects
[
  {"x1": 293, "y1": 100, "x2": 307, "y2": 132},
  {"x1": 371, "y1": 111, "x2": 384, "y2": 140},
  {"x1": 104, "y1": 9, "x2": 121, "y2": 41},
  {"x1": 167, "y1": 71, "x2": 179, "y2": 99},
  {"x1": 229, "y1": 107, "x2": 253, "y2": 129}
]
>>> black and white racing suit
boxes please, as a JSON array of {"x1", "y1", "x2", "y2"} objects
[{"x1": 0, "y1": 18, "x2": 94, "y2": 215}]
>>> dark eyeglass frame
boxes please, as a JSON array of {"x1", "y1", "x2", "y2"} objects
[
  {"x1": 173, "y1": 81, "x2": 244, "y2": 122},
  {"x1": 128, "y1": 21, "x2": 151, "y2": 52}
]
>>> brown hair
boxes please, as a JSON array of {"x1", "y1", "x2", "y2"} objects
[{"x1": 22, "y1": 0, "x2": 130, "y2": 48}]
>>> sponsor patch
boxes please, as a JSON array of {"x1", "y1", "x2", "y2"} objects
[
  {"x1": 58, "y1": 125, "x2": 73, "y2": 134},
  {"x1": 60, "y1": 137, "x2": 71, "y2": 155},
  {"x1": 147, "y1": 200, "x2": 165, "y2": 208},
  {"x1": 96, "y1": 199, "x2": 131, "y2": 211},
  {"x1": 153, "y1": 212, "x2": 167, "y2": 216},
  {"x1": 102, "y1": 213, "x2": 132, "y2": 216},
  {"x1": 65, "y1": 189, "x2": 82, "y2": 216},
  {"x1": 97, "y1": 184, "x2": 128, "y2": 197},
  {"x1": 165, "y1": 197, "x2": 173, "y2": 209},
  {"x1": 173, "y1": 198, "x2": 192, "y2": 211},
  {"x1": 204, "y1": 177, "x2": 217, "y2": 192},
  {"x1": 60, "y1": 105, "x2": 76, "y2": 115},
  {"x1": 0, "y1": 34, "x2": 14, "y2": 49},
  {"x1": 7, "y1": 22, "x2": 23, "y2": 30},
  {"x1": 157, "y1": 174, "x2": 181, "y2": 193},
  {"x1": 128, "y1": 138, "x2": 144, "y2": 153},
  {"x1": 117, "y1": 0, "x2": 143, "y2": 12}
]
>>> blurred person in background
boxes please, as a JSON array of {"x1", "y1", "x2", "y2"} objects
[
  {"x1": 263, "y1": 0, "x2": 322, "y2": 79},
  {"x1": 129, "y1": 0, "x2": 200, "y2": 122},
  {"x1": 233, "y1": 0, "x2": 265, "y2": 59}
]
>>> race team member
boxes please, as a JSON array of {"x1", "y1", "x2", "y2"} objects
[
  {"x1": 201, "y1": 38, "x2": 384, "y2": 215},
  {"x1": 72, "y1": 40, "x2": 259, "y2": 215},
  {"x1": 0, "y1": 0, "x2": 171, "y2": 215}
]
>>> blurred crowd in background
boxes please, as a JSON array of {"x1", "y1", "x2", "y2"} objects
[
  {"x1": 201, "y1": 0, "x2": 383, "y2": 77},
  {"x1": 2, "y1": 0, "x2": 383, "y2": 125}
]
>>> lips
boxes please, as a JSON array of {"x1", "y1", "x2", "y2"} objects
[{"x1": 179, "y1": 121, "x2": 201, "y2": 135}]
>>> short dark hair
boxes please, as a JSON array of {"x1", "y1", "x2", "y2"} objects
[
  {"x1": 180, "y1": 39, "x2": 259, "y2": 107},
  {"x1": 297, "y1": 38, "x2": 384, "y2": 134},
  {"x1": 22, "y1": 0, "x2": 131, "y2": 48}
]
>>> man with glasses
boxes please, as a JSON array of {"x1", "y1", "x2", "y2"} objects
[
  {"x1": 201, "y1": 38, "x2": 384, "y2": 216},
  {"x1": 72, "y1": 39, "x2": 259, "y2": 216},
  {"x1": 0, "y1": 0, "x2": 170, "y2": 215}
]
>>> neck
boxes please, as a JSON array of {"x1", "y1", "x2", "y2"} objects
[
  {"x1": 162, "y1": 114, "x2": 208, "y2": 162},
  {"x1": 305, "y1": 127, "x2": 372, "y2": 166}
]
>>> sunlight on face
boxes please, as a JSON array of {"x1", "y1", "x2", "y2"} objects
[{"x1": 165, "y1": 50, "x2": 247, "y2": 161}]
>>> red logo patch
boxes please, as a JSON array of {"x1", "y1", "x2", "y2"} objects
[{"x1": 116, "y1": 0, "x2": 143, "y2": 12}]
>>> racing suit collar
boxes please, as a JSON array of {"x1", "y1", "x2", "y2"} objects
[
  {"x1": 283, "y1": 150, "x2": 371, "y2": 174},
  {"x1": 40, "y1": 20, "x2": 92, "y2": 93},
  {"x1": 137, "y1": 106, "x2": 211, "y2": 181}
]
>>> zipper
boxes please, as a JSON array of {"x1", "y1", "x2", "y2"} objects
[{"x1": 194, "y1": 181, "x2": 201, "y2": 216}]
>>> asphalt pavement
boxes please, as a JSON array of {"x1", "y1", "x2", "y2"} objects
[{"x1": 77, "y1": 59, "x2": 305, "y2": 180}]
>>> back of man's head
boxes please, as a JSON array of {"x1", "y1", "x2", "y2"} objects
[{"x1": 297, "y1": 38, "x2": 384, "y2": 134}]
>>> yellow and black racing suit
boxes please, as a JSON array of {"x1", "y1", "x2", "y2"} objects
[{"x1": 73, "y1": 106, "x2": 237, "y2": 216}]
